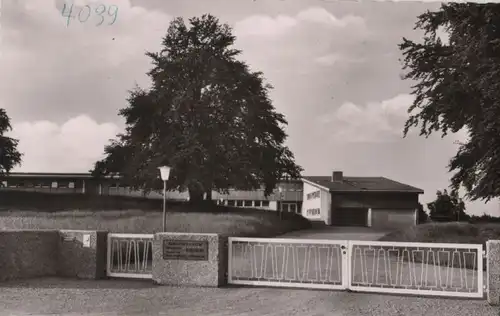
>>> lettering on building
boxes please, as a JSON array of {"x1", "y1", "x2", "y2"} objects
[
  {"x1": 306, "y1": 208, "x2": 320, "y2": 216},
  {"x1": 306, "y1": 190, "x2": 320, "y2": 200}
]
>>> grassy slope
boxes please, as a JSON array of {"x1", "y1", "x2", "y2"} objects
[
  {"x1": 379, "y1": 222, "x2": 500, "y2": 247},
  {"x1": 0, "y1": 191, "x2": 311, "y2": 237}
]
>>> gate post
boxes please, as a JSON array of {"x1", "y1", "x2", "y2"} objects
[{"x1": 486, "y1": 240, "x2": 500, "y2": 305}]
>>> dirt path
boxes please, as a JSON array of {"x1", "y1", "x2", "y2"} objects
[{"x1": 0, "y1": 278, "x2": 496, "y2": 316}]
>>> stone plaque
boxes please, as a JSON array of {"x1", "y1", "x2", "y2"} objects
[{"x1": 163, "y1": 239, "x2": 209, "y2": 261}]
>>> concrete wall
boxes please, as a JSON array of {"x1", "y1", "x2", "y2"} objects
[
  {"x1": 371, "y1": 209, "x2": 416, "y2": 229},
  {"x1": 152, "y1": 233, "x2": 228, "y2": 287},
  {"x1": 0, "y1": 230, "x2": 60, "y2": 281},
  {"x1": 0, "y1": 230, "x2": 108, "y2": 282},
  {"x1": 58, "y1": 230, "x2": 108, "y2": 279}
]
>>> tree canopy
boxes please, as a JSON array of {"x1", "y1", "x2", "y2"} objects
[
  {"x1": 400, "y1": 3, "x2": 500, "y2": 202},
  {"x1": 92, "y1": 14, "x2": 303, "y2": 202},
  {"x1": 427, "y1": 189, "x2": 468, "y2": 222},
  {"x1": 0, "y1": 108, "x2": 22, "y2": 179}
]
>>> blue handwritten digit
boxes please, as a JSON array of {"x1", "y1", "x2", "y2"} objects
[
  {"x1": 107, "y1": 5, "x2": 118, "y2": 25},
  {"x1": 78, "y1": 5, "x2": 91, "y2": 23},
  {"x1": 95, "y1": 4, "x2": 106, "y2": 26},
  {"x1": 61, "y1": 2, "x2": 74, "y2": 27}
]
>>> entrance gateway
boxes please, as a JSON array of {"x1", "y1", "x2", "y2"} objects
[
  {"x1": 228, "y1": 237, "x2": 485, "y2": 298},
  {"x1": 105, "y1": 234, "x2": 485, "y2": 299}
]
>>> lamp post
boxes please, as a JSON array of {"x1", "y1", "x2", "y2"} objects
[
  {"x1": 158, "y1": 166, "x2": 171, "y2": 232},
  {"x1": 278, "y1": 186, "x2": 283, "y2": 219}
]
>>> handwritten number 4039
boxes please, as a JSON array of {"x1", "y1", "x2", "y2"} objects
[{"x1": 62, "y1": 2, "x2": 118, "y2": 27}]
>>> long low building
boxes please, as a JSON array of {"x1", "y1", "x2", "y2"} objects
[{"x1": 0, "y1": 171, "x2": 424, "y2": 229}]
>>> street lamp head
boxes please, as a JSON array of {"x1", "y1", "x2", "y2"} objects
[{"x1": 158, "y1": 165, "x2": 171, "y2": 181}]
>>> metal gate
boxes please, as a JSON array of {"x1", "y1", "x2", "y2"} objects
[
  {"x1": 106, "y1": 233, "x2": 154, "y2": 279},
  {"x1": 228, "y1": 237, "x2": 484, "y2": 298}
]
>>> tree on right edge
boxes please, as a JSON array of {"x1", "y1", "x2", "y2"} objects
[{"x1": 399, "y1": 4, "x2": 500, "y2": 203}]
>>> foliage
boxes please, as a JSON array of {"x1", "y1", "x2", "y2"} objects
[
  {"x1": 92, "y1": 14, "x2": 302, "y2": 202},
  {"x1": 399, "y1": 3, "x2": 500, "y2": 202},
  {"x1": 427, "y1": 189, "x2": 469, "y2": 222},
  {"x1": 417, "y1": 203, "x2": 428, "y2": 224},
  {"x1": 0, "y1": 108, "x2": 22, "y2": 179}
]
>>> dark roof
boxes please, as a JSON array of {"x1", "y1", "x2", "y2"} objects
[
  {"x1": 4, "y1": 172, "x2": 121, "y2": 179},
  {"x1": 302, "y1": 176, "x2": 424, "y2": 194}
]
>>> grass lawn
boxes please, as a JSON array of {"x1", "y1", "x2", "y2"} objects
[
  {"x1": 0, "y1": 191, "x2": 311, "y2": 236},
  {"x1": 379, "y1": 221, "x2": 500, "y2": 247},
  {"x1": 0, "y1": 208, "x2": 311, "y2": 237}
]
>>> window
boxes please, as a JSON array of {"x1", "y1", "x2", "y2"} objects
[
  {"x1": 227, "y1": 200, "x2": 235, "y2": 206},
  {"x1": 262, "y1": 201, "x2": 270, "y2": 207},
  {"x1": 58, "y1": 181, "x2": 68, "y2": 188},
  {"x1": 254, "y1": 201, "x2": 262, "y2": 207},
  {"x1": 306, "y1": 208, "x2": 321, "y2": 216},
  {"x1": 236, "y1": 200, "x2": 243, "y2": 207},
  {"x1": 280, "y1": 203, "x2": 289, "y2": 212},
  {"x1": 244, "y1": 200, "x2": 252, "y2": 207},
  {"x1": 68, "y1": 182, "x2": 75, "y2": 189},
  {"x1": 289, "y1": 204, "x2": 297, "y2": 213}
]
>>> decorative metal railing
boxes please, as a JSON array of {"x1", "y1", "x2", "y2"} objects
[
  {"x1": 106, "y1": 234, "x2": 154, "y2": 279},
  {"x1": 228, "y1": 238, "x2": 484, "y2": 298},
  {"x1": 228, "y1": 237, "x2": 348, "y2": 289},
  {"x1": 348, "y1": 241, "x2": 484, "y2": 298}
]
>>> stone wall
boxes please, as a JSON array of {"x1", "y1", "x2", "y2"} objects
[
  {"x1": 152, "y1": 232, "x2": 228, "y2": 287},
  {"x1": 0, "y1": 230, "x2": 107, "y2": 282},
  {"x1": 0, "y1": 230, "x2": 60, "y2": 281}
]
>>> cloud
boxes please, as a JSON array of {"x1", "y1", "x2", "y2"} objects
[
  {"x1": 314, "y1": 53, "x2": 365, "y2": 67},
  {"x1": 234, "y1": 6, "x2": 365, "y2": 38},
  {"x1": 0, "y1": 0, "x2": 172, "y2": 123},
  {"x1": 318, "y1": 94, "x2": 468, "y2": 144},
  {"x1": 6, "y1": 115, "x2": 121, "y2": 172}
]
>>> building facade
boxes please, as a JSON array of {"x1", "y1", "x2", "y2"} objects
[{"x1": 1, "y1": 171, "x2": 423, "y2": 229}]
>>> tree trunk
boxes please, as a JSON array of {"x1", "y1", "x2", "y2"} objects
[{"x1": 188, "y1": 187, "x2": 204, "y2": 204}]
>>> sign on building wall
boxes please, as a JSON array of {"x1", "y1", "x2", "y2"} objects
[{"x1": 306, "y1": 190, "x2": 320, "y2": 200}]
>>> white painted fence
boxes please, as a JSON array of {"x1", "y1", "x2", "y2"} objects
[
  {"x1": 228, "y1": 237, "x2": 484, "y2": 298},
  {"x1": 106, "y1": 233, "x2": 154, "y2": 279}
]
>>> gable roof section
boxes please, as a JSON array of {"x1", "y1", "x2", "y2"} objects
[{"x1": 302, "y1": 176, "x2": 424, "y2": 194}]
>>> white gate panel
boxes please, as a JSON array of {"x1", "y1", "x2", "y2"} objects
[
  {"x1": 107, "y1": 233, "x2": 154, "y2": 279},
  {"x1": 347, "y1": 240, "x2": 484, "y2": 298},
  {"x1": 228, "y1": 237, "x2": 349, "y2": 290}
]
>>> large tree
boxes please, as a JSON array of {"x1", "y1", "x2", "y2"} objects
[
  {"x1": 400, "y1": 3, "x2": 500, "y2": 202},
  {"x1": 92, "y1": 14, "x2": 302, "y2": 203},
  {"x1": 0, "y1": 108, "x2": 22, "y2": 179}
]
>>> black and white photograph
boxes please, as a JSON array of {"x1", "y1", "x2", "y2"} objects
[{"x1": 1, "y1": 0, "x2": 500, "y2": 315}]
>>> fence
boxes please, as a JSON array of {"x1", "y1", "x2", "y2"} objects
[
  {"x1": 228, "y1": 237, "x2": 484, "y2": 298},
  {"x1": 106, "y1": 233, "x2": 154, "y2": 279}
]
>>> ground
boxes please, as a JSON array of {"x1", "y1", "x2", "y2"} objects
[
  {"x1": 278, "y1": 222, "x2": 389, "y2": 240},
  {"x1": 0, "y1": 278, "x2": 495, "y2": 316}
]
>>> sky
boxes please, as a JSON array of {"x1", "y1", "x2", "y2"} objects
[{"x1": 1, "y1": 0, "x2": 498, "y2": 216}]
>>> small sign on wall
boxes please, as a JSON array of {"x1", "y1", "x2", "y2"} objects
[
  {"x1": 163, "y1": 240, "x2": 209, "y2": 261},
  {"x1": 82, "y1": 234, "x2": 91, "y2": 248}
]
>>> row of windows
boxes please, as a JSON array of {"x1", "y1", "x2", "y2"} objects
[
  {"x1": 306, "y1": 190, "x2": 320, "y2": 200},
  {"x1": 218, "y1": 200, "x2": 271, "y2": 208},
  {"x1": 306, "y1": 208, "x2": 321, "y2": 216},
  {"x1": 1, "y1": 181, "x2": 76, "y2": 189}
]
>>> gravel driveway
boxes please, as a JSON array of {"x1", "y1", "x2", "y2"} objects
[{"x1": 0, "y1": 278, "x2": 497, "y2": 316}]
